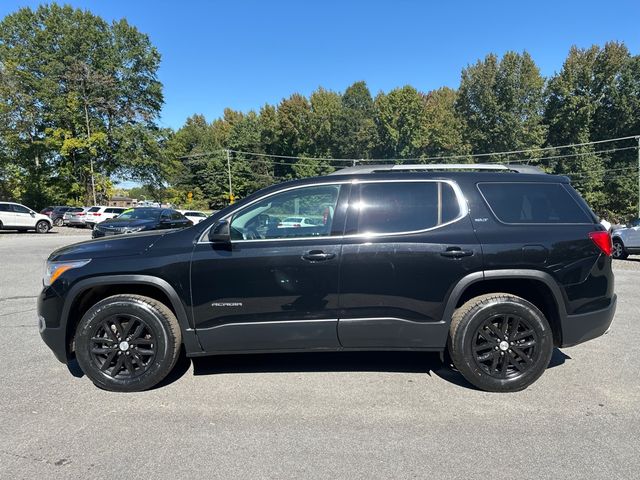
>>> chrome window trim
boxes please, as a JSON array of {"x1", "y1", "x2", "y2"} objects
[
  {"x1": 477, "y1": 181, "x2": 594, "y2": 226},
  {"x1": 197, "y1": 178, "x2": 469, "y2": 244}
]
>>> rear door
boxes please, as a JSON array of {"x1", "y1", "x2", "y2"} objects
[
  {"x1": 191, "y1": 182, "x2": 348, "y2": 352},
  {"x1": 337, "y1": 180, "x2": 482, "y2": 349},
  {"x1": 0, "y1": 203, "x2": 16, "y2": 227}
]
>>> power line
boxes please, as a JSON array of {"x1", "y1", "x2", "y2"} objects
[{"x1": 177, "y1": 134, "x2": 640, "y2": 163}]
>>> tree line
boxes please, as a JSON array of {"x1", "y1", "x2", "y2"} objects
[{"x1": 1, "y1": 4, "x2": 639, "y2": 220}]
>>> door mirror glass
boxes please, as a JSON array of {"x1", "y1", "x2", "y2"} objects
[{"x1": 208, "y1": 219, "x2": 231, "y2": 243}]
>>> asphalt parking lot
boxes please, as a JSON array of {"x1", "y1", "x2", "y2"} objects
[{"x1": 1, "y1": 228, "x2": 639, "y2": 479}]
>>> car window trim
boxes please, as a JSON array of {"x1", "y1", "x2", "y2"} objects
[
  {"x1": 197, "y1": 179, "x2": 469, "y2": 244},
  {"x1": 476, "y1": 181, "x2": 594, "y2": 226}
]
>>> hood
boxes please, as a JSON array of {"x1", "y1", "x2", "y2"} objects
[{"x1": 48, "y1": 230, "x2": 167, "y2": 262}]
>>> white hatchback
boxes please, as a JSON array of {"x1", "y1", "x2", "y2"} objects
[{"x1": 0, "y1": 202, "x2": 52, "y2": 233}]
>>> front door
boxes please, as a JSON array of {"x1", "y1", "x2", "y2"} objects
[
  {"x1": 191, "y1": 183, "x2": 349, "y2": 352},
  {"x1": 12, "y1": 204, "x2": 34, "y2": 227},
  {"x1": 337, "y1": 180, "x2": 482, "y2": 349}
]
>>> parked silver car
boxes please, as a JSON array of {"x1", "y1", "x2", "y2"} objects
[
  {"x1": 612, "y1": 218, "x2": 640, "y2": 259},
  {"x1": 65, "y1": 207, "x2": 91, "y2": 227}
]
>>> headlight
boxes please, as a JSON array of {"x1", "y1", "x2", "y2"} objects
[
  {"x1": 125, "y1": 227, "x2": 144, "y2": 234},
  {"x1": 43, "y1": 259, "x2": 91, "y2": 286}
]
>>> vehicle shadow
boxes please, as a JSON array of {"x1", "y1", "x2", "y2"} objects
[
  {"x1": 163, "y1": 347, "x2": 572, "y2": 391},
  {"x1": 69, "y1": 347, "x2": 572, "y2": 391}
]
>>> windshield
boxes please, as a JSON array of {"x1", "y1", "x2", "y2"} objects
[{"x1": 116, "y1": 209, "x2": 160, "y2": 220}]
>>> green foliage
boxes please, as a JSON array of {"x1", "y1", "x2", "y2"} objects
[
  {"x1": 0, "y1": 3, "x2": 164, "y2": 208},
  {"x1": 0, "y1": 3, "x2": 638, "y2": 218}
]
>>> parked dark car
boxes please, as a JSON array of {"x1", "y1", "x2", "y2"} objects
[
  {"x1": 50, "y1": 206, "x2": 73, "y2": 226},
  {"x1": 39, "y1": 164, "x2": 616, "y2": 393},
  {"x1": 91, "y1": 207, "x2": 193, "y2": 238}
]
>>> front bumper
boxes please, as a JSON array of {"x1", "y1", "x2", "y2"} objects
[
  {"x1": 560, "y1": 294, "x2": 617, "y2": 347},
  {"x1": 38, "y1": 287, "x2": 68, "y2": 363}
]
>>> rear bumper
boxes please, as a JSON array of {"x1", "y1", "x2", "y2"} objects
[{"x1": 560, "y1": 294, "x2": 617, "y2": 347}]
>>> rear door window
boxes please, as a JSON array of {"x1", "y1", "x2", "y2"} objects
[
  {"x1": 348, "y1": 181, "x2": 461, "y2": 235},
  {"x1": 478, "y1": 182, "x2": 592, "y2": 224}
]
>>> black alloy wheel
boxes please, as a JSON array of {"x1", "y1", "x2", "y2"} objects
[
  {"x1": 89, "y1": 314, "x2": 157, "y2": 379},
  {"x1": 448, "y1": 293, "x2": 554, "y2": 392},
  {"x1": 472, "y1": 313, "x2": 539, "y2": 379},
  {"x1": 75, "y1": 294, "x2": 181, "y2": 392}
]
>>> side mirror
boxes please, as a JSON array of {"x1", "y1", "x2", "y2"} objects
[
  {"x1": 30, "y1": 211, "x2": 36, "y2": 217},
  {"x1": 208, "y1": 219, "x2": 231, "y2": 244}
]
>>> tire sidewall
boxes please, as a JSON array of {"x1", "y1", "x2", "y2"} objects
[
  {"x1": 75, "y1": 298, "x2": 173, "y2": 392},
  {"x1": 454, "y1": 298, "x2": 554, "y2": 392}
]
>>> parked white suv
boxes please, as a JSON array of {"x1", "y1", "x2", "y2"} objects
[
  {"x1": 85, "y1": 206, "x2": 126, "y2": 228},
  {"x1": 0, "y1": 202, "x2": 52, "y2": 233},
  {"x1": 612, "y1": 218, "x2": 640, "y2": 259},
  {"x1": 178, "y1": 210, "x2": 208, "y2": 224}
]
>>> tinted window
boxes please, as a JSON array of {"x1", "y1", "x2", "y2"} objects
[
  {"x1": 12, "y1": 204, "x2": 30, "y2": 214},
  {"x1": 478, "y1": 182, "x2": 592, "y2": 224},
  {"x1": 117, "y1": 209, "x2": 160, "y2": 220},
  {"x1": 88, "y1": 207, "x2": 101, "y2": 212},
  {"x1": 231, "y1": 184, "x2": 341, "y2": 240},
  {"x1": 185, "y1": 211, "x2": 206, "y2": 217},
  {"x1": 350, "y1": 182, "x2": 460, "y2": 235},
  {"x1": 0, "y1": 204, "x2": 10, "y2": 212},
  {"x1": 170, "y1": 211, "x2": 184, "y2": 220}
]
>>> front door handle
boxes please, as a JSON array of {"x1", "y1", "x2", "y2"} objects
[
  {"x1": 302, "y1": 250, "x2": 336, "y2": 262},
  {"x1": 440, "y1": 248, "x2": 474, "y2": 259}
]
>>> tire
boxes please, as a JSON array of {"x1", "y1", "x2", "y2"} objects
[
  {"x1": 35, "y1": 220, "x2": 50, "y2": 234},
  {"x1": 612, "y1": 238, "x2": 628, "y2": 260},
  {"x1": 53, "y1": 217, "x2": 64, "y2": 227},
  {"x1": 75, "y1": 294, "x2": 182, "y2": 392},
  {"x1": 448, "y1": 293, "x2": 554, "y2": 392}
]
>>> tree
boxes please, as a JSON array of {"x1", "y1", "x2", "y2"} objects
[
  {"x1": 0, "y1": 4, "x2": 164, "y2": 207},
  {"x1": 421, "y1": 87, "x2": 469, "y2": 159},
  {"x1": 544, "y1": 42, "x2": 639, "y2": 218},
  {"x1": 374, "y1": 86, "x2": 426, "y2": 159},
  {"x1": 457, "y1": 52, "x2": 546, "y2": 159},
  {"x1": 335, "y1": 81, "x2": 378, "y2": 159}
]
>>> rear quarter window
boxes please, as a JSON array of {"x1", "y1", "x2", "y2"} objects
[{"x1": 478, "y1": 182, "x2": 592, "y2": 224}]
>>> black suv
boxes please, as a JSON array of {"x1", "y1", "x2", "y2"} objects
[{"x1": 38, "y1": 164, "x2": 617, "y2": 392}]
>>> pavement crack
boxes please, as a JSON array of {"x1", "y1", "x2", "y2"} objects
[
  {"x1": 0, "y1": 308, "x2": 36, "y2": 317},
  {"x1": 0, "y1": 295, "x2": 38, "y2": 303}
]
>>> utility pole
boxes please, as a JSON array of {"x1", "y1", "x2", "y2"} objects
[
  {"x1": 226, "y1": 149, "x2": 234, "y2": 204},
  {"x1": 84, "y1": 104, "x2": 97, "y2": 206}
]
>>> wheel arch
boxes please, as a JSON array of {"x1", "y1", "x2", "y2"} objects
[
  {"x1": 62, "y1": 275, "x2": 202, "y2": 359},
  {"x1": 443, "y1": 270, "x2": 568, "y2": 347}
]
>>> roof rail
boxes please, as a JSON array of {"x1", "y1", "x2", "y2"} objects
[{"x1": 327, "y1": 163, "x2": 545, "y2": 175}]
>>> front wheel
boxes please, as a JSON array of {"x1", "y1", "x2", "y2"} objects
[
  {"x1": 448, "y1": 293, "x2": 554, "y2": 392},
  {"x1": 75, "y1": 295, "x2": 182, "y2": 392},
  {"x1": 612, "y1": 239, "x2": 628, "y2": 260},
  {"x1": 35, "y1": 220, "x2": 50, "y2": 233}
]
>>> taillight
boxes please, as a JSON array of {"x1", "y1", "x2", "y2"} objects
[
  {"x1": 589, "y1": 231, "x2": 612, "y2": 256},
  {"x1": 77, "y1": 213, "x2": 85, "y2": 216}
]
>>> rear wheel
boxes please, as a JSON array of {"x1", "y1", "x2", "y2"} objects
[
  {"x1": 612, "y1": 238, "x2": 628, "y2": 260},
  {"x1": 75, "y1": 295, "x2": 182, "y2": 392},
  {"x1": 53, "y1": 217, "x2": 64, "y2": 227},
  {"x1": 448, "y1": 293, "x2": 553, "y2": 392},
  {"x1": 35, "y1": 220, "x2": 50, "y2": 233}
]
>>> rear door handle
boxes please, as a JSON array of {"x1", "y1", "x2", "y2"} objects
[
  {"x1": 302, "y1": 250, "x2": 336, "y2": 262},
  {"x1": 440, "y1": 248, "x2": 474, "y2": 259}
]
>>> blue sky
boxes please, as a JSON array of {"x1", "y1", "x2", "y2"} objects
[{"x1": 2, "y1": 0, "x2": 639, "y2": 130}]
